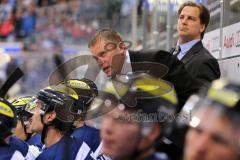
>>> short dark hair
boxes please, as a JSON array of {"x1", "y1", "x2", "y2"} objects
[
  {"x1": 88, "y1": 28, "x2": 123, "y2": 48},
  {"x1": 178, "y1": 1, "x2": 210, "y2": 39}
]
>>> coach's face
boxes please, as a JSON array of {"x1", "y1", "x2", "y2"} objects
[
  {"x1": 90, "y1": 39, "x2": 125, "y2": 77},
  {"x1": 177, "y1": 6, "x2": 205, "y2": 44}
]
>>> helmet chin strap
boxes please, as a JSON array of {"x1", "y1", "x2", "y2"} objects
[
  {"x1": 40, "y1": 115, "x2": 51, "y2": 144},
  {"x1": 39, "y1": 108, "x2": 53, "y2": 144},
  {"x1": 41, "y1": 120, "x2": 58, "y2": 145},
  {"x1": 41, "y1": 123, "x2": 50, "y2": 144}
]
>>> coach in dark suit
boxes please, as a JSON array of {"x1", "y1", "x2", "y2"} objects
[
  {"x1": 171, "y1": 1, "x2": 220, "y2": 84},
  {"x1": 88, "y1": 28, "x2": 203, "y2": 110}
]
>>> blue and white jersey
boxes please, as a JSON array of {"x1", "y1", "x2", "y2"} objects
[
  {"x1": 0, "y1": 143, "x2": 25, "y2": 160},
  {"x1": 27, "y1": 134, "x2": 43, "y2": 149},
  {"x1": 9, "y1": 136, "x2": 42, "y2": 158},
  {"x1": 9, "y1": 136, "x2": 30, "y2": 156},
  {"x1": 36, "y1": 136, "x2": 95, "y2": 160},
  {"x1": 71, "y1": 124, "x2": 100, "y2": 152},
  {"x1": 94, "y1": 142, "x2": 112, "y2": 160}
]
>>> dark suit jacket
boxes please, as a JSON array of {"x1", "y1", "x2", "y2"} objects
[
  {"x1": 171, "y1": 41, "x2": 220, "y2": 84},
  {"x1": 129, "y1": 50, "x2": 203, "y2": 111},
  {"x1": 85, "y1": 49, "x2": 203, "y2": 111}
]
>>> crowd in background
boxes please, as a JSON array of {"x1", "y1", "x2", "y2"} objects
[
  {"x1": 0, "y1": 0, "x2": 135, "y2": 52},
  {"x1": 0, "y1": 0, "x2": 135, "y2": 95}
]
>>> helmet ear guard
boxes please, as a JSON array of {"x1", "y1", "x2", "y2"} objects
[{"x1": 58, "y1": 79, "x2": 98, "y2": 119}]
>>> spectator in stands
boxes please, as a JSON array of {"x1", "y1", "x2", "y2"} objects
[
  {"x1": 106, "y1": 0, "x2": 122, "y2": 29},
  {"x1": 13, "y1": 7, "x2": 23, "y2": 39},
  {"x1": 0, "y1": 11, "x2": 14, "y2": 39},
  {"x1": 21, "y1": 3, "x2": 36, "y2": 38},
  {"x1": 0, "y1": 0, "x2": 13, "y2": 22}
]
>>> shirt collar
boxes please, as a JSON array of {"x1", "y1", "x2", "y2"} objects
[
  {"x1": 120, "y1": 50, "x2": 132, "y2": 75},
  {"x1": 178, "y1": 39, "x2": 200, "y2": 54}
]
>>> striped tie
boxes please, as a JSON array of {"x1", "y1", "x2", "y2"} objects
[{"x1": 173, "y1": 45, "x2": 181, "y2": 56}]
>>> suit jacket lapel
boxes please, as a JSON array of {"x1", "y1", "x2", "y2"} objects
[
  {"x1": 129, "y1": 50, "x2": 140, "y2": 71},
  {"x1": 181, "y1": 41, "x2": 203, "y2": 64},
  {"x1": 169, "y1": 48, "x2": 175, "y2": 55}
]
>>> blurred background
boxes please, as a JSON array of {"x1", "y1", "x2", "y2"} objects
[{"x1": 0, "y1": 0, "x2": 240, "y2": 97}]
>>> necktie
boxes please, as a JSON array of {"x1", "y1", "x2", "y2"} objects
[{"x1": 173, "y1": 45, "x2": 181, "y2": 56}]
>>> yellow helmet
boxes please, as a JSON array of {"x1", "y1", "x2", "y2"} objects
[
  {"x1": 11, "y1": 96, "x2": 34, "y2": 126},
  {"x1": 0, "y1": 98, "x2": 16, "y2": 139}
]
